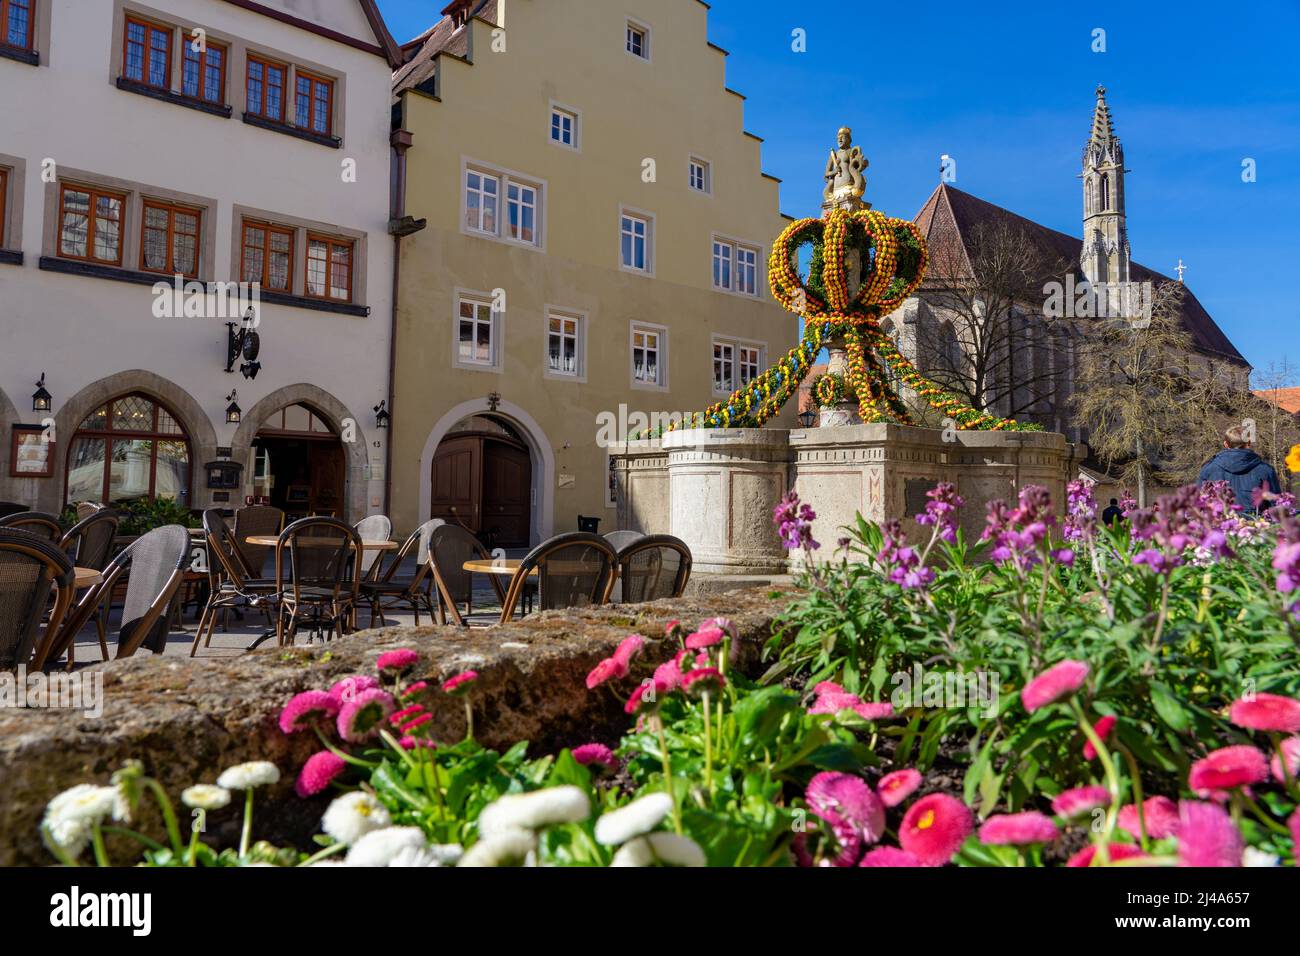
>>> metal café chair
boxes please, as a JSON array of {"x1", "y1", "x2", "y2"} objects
[
  {"x1": 232, "y1": 505, "x2": 285, "y2": 579},
  {"x1": 0, "y1": 511, "x2": 64, "y2": 541},
  {"x1": 428, "y1": 524, "x2": 504, "y2": 626},
  {"x1": 0, "y1": 501, "x2": 32, "y2": 519},
  {"x1": 353, "y1": 514, "x2": 393, "y2": 581},
  {"x1": 58, "y1": 509, "x2": 121, "y2": 660},
  {"x1": 498, "y1": 532, "x2": 618, "y2": 624},
  {"x1": 0, "y1": 529, "x2": 76, "y2": 671},
  {"x1": 616, "y1": 534, "x2": 693, "y2": 603},
  {"x1": 360, "y1": 518, "x2": 443, "y2": 628},
  {"x1": 274, "y1": 517, "x2": 361, "y2": 646},
  {"x1": 192, "y1": 509, "x2": 280, "y2": 656}
]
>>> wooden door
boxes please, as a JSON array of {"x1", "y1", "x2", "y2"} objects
[
  {"x1": 431, "y1": 435, "x2": 481, "y2": 532},
  {"x1": 481, "y1": 438, "x2": 531, "y2": 547},
  {"x1": 309, "y1": 443, "x2": 345, "y2": 516}
]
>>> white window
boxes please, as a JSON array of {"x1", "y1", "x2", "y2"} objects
[
  {"x1": 712, "y1": 236, "x2": 760, "y2": 296},
  {"x1": 626, "y1": 21, "x2": 649, "y2": 60},
  {"x1": 456, "y1": 296, "x2": 496, "y2": 368},
  {"x1": 714, "y1": 337, "x2": 765, "y2": 395},
  {"x1": 547, "y1": 310, "x2": 583, "y2": 377},
  {"x1": 620, "y1": 211, "x2": 652, "y2": 273},
  {"x1": 463, "y1": 161, "x2": 544, "y2": 248},
  {"x1": 550, "y1": 106, "x2": 578, "y2": 149},
  {"x1": 739, "y1": 345, "x2": 761, "y2": 385},
  {"x1": 631, "y1": 324, "x2": 665, "y2": 387},
  {"x1": 689, "y1": 157, "x2": 711, "y2": 194},
  {"x1": 713, "y1": 342, "x2": 735, "y2": 394}
]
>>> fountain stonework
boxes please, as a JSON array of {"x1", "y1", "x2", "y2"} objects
[{"x1": 615, "y1": 130, "x2": 1086, "y2": 574}]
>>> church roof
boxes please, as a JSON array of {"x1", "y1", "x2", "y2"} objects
[
  {"x1": 394, "y1": 0, "x2": 499, "y2": 93},
  {"x1": 1254, "y1": 387, "x2": 1300, "y2": 415},
  {"x1": 913, "y1": 183, "x2": 1248, "y2": 367}
]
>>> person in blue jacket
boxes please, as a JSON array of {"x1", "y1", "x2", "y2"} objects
[{"x1": 1198, "y1": 425, "x2": 1281, "y2": 513}]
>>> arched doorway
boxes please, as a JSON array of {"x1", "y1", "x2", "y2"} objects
[
  {"x1": 430, "y1": 414, "x2": 532, "y2": 549},
  {"x1": 64, "y1": 392, "x2": 193, "y2": 507},
  {"x1": 251, "y1": 403, "x2": 345, "y2": 520}
]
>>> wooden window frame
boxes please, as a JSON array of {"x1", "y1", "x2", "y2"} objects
[
  {"x1": 57, "y1": 183, "x2": 126, "y2": 266},
  {"x1": 294, "y1": 68, "x2": 334, "y2": 136},
  {"x1": 246, "y1": 53, "x2": 287, "y2": 123},
  {"x1": 139, "y1": 199, "x2": 202, "y2": 278},
  {"x1": 1, "y1": 0, "x2": 36, "y2": 54},
  {"x1": 65, "y1": 393, "x2": 193, "y2": 507},
  {"x1": 304, "y1": 233, "x2": 354, "y2": 303},
  {"x1": 239, "y1": 218, "x2": 295, "y2": 292},
  {"x1": 456, "y1": 296, "x2": 496, "y2": 368},
  {"x1": 123, "y1": 15, "x2": 173, "y2": 91},
  {"x1": 182, "y1": 32, "x2": 227, "y2": 105}
]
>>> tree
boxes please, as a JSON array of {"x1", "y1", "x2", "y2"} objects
[{"x1": 914, "y1": 219, "x2": 1071, "y2": 422}]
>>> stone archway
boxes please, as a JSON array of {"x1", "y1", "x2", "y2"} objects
[
  {"x1": 48, "y1": 370, "x2": 218, "y2": 514},
  {"x1": 230, "y1": 384, "x2": 369, "y2": 522},
  {"x1": 418, "y1": 398, "x2": 555, "y2": 546}
]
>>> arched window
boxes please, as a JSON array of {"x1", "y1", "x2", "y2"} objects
[
  {"x1": 1084, "y1": 177, "x2": 1092, "y2": 215},
  {"x1": 1099, "y1": 173, "x2": 1110, "y2": 211},
  {"x1": 65, "y1": 393, "x2": 192, "y2": 506}
]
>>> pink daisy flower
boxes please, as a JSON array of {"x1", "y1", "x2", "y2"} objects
[
  {"x1": 1020, "y1": 660, "x2": 1089, "y2": 712},
  {"x1": 1066, "y1": 843, "x2": 1147, "y2": 867},
  {"x1": 702, "y1": 617, "x2": 736, "y2": 639},
  {"x1": 328, "y1": 675, "x2": 380, "y2": 707},
  {"x1": 388, "y1": 705, "x2": 424, "y2": 726},
  {"x1": 979, "y1": 811, "x2": 1059, "y2": 846},
  {"x1": 625, "y1": 677, "x2": 671, "y2": 716},
  {"x1": 808, "y1": 691, "x2": 864, "y2": 715},
  {"x1": 684, "y1": 626, "x2": 724, "y2": 650},
  {"x1": 1229, "y1": 693, "x2": 1300, "y2": 734},
  {"x1": 400, "y1": 713, "x2": 432, "y2": 734},
  {"x1": 613, "y1": 635, "x2": 645, "y2": 664},
  {"x1": 813, "y1": 681, "x2": 847, "y2": 696},
  {"x1": 854, "y1": 701, "x2": 894, "y2": 720},
  {"x1": 805, "y1": 772, "x2": 886, "y2": 866},
  {"x1": 441, "y1": 671, "x2": 478, "y2": 696},
  {"x1": 1270, "y1": 736, "x2": 1300, "y2": 783},
  {"x1": 336, "y1": 688, "x2": 396, "y2": 743},
  {"x1": 399, "y1": 736, "x2": 437, "y2": 750},
  {"x1": 859, "y1": 846, "x2": 922, "y2": 867},
  {"x1": 1177, "y1": 800, "x2": 1243, "y2": 867},
  {"x1": 653, "y1": 656, "x2": 683, "y2": 691},
  {"x1": 586, "y1": 656, "x2": 629, "y2": 689},
  {"x1": 682, "y1": 667, "x2": 726, "y2": 697},
  {"x1": 664, "y1": 620, "x2": 683, "y2": 640},
  {"x1": 1188, "y1": 745, "x2": 1269, "y2": 796},
  {"x1": 376, "y1": 648, "x2": 420, "y2": 673},
  {"x1": 877, "y1": 769, "x2": 922, "y2": 808},
  {"x1": 1083, "y1": 714, "x2": 1117, "y2": 760},
  {"x1": 572, "y1": 743, "x2": 617, "y2": 769},
  {"x1": 278, "y1": 690, "x2": 339, "y2": 734},
  {"x1": 294, "y1": 750, "x2": 346, "y2": 798},
  {"x1": 402, "y1": 681, "x2": 429, "y2": 696},
  {"x1": 1289, "y1": 808, "x2": 1300, "y2": 855},
  {"x1": 1117, "y1": 796, "x2": 1180, "y2": 841},
  {"x1": 899, "y1": 794, "x2": 973, "y2": 866},
  {"x1": 1052, "y1": 785, "x2": 1112, "y2": 819}
]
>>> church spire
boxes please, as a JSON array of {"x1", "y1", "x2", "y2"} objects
[
  {"x1": 1089, "y1": 85, "x2": 1116, "y2": 144},
  {"x1": 1080, "y1": 85, "x2": 1130, "y2": 288}
]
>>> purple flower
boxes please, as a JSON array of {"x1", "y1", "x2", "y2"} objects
[
  {"x1": 980, "y1": 485, "x2": 1057, "y2": 570},
  {"x1": 876, "y1": 521, "x2": 934, "y2": 591},
  {"x1": 1062, "y1": 479, "x2": 1097, "y2": 543},
  {"x1": 914, "y1": 482, "x2": 964, "y2": 544},
  {"x1": 773, "y1": 490, "x2": 820, "y2": 552}
]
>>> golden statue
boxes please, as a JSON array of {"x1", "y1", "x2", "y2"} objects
[{"x1": 823, "y1": 127, "x2": 869, "y2": 211}]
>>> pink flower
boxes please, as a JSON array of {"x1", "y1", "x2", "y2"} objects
[
  {"x1": 1020, "y1": 660, "x2": 1089, "y2": 712},
  {"x1": 854, "y1": 701, "x2": 894, "y2": 720},
  {"x1": 805, "y1": 772, "x2": 886, "y2": 866},
  {"x1": 858, "y1": 846, "x2": 922, "y2": 867},
  {"x1": 376, "y1": 648, "x2": 420, "y2": 673},
  {"x1": 1118, "y1": 796, "x2": 1180, "y2": 841},
  {"x1": 899, "y1": 794, "x2": 973, "y2": 866},
  {"x1": 1270, "y1": 737, "x2": 1300, "y2": 783},
  {"x1": 401, "y1": 713, "x2": 432, "y2": 733},
  {"x1": 625, "y1": 677, "x2": 671, "y2": 716},
  {"x1": 388, "y1": 705, "x2": 423, "y2": 725},
  {"x1": 807, "y1": 684, "x2": 894, "y2": 721},
  {"x1": 1052, "y1": 785, "x2": 1112, "y2": 819},
  {"x1": 877, "y1": 769, "x2": 922, "y2": 808},
  {"x1": 979, "y1": 811, "x2": 1058, "y2": 846},
  {"x1": 399, "y1": 736, "x2": 437, "y2": 750},
  {"x1": 328, "y1": 675, "x2": 380, "y2": 707},
  {"x1": 278, "y1": 690, "x2": 339, "y2": 734},
  {"x1": 572, "y1": 743, "x2": 617, "y2": 769},
  {"x1": 664, "y1": 620, "x2": 683, "y2": 640},
  {"x1": 653, "y1": 656, "x2": 683, "y2": 691},
  {"x1": 336, "y1": 688, "x2": 396, "y2": 743},
  {"x1": 294, "y1": 750, "x2": 346, "y2": 797},
  {"x1": 682, "y1": 667, "x2": 726, "y2": 697},
  {"x1": 587, "y1": 636, "x2": 646, "y2": 689},
  {"x1": 1229, "y1": 693, "x2": 1300, "y2": 734},
  {"x1": 1083, "y1": 715, "x2": 1117, "y2": 760},
  {"x1": 684, "y1": 626, "x2": 724, "y2": 650},
  {"x1": 403, "y1": 681, "x2": 429, "y2": 696},
  {"x1": 1177, "y1": 800, "x2": 1243, "y2": 867},
  {"x1": 813, "y1": 681, "x2": 846, "y2": 696},
  {"x1": 1188, "y1": 745, "x2": 1269, "y2": 796},
  {"x1": 1289, "y1": 808, "x2": 1300, "y2": 856},
  {"x1": 441, "y1": 671, "x2": 479, "y2": 696},
  {"x1": 702, "y1": 617, "x2": 736, "y2": 639},
  {"x1": 614, "y1": 635, "x2": 645, "y2": 664},
  {"x1": 1066, "y1": 843, "x2": 1147, "y2": 867}
]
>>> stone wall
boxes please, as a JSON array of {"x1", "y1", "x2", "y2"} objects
[{"x1": 0, "y1": 588, "x2": 788, "y2": 866}]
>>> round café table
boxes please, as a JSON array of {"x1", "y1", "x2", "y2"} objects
[
  {"x1": 74, "y1": 567, "x2": 102, "y2": 589},
  {"x1": 461, "y1": 558, "x2": 535, "y2": 577},
  {"x1": 244, "y1": 536, "x2": 399, "y2": 552}
]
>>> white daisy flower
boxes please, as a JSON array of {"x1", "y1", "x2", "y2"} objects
[
  {"x1": 322, "y1": 791, "x2": 392, "y2": 847},
  {"x1": 457, "y1": 828, "x2": 536, "y2": 867},
  {"x1": 45, "y1": 784, "x2": 118, "y2": 826},
  {"x1": 594, "y1": 792, "x2": 674, "y2": 845},
  {"x1": 610, "y1": 832, "x2": 706, "y2": 867},
  {"x1": 41, "y1": 817, "x2": 91, "y2": 859},
  {"x1": 388, "y1": 846, "x2": 445, "y2": 867},
  {"x1": 1242, "y1": 847, "x2": 1279, "y2": 867},
  {"x1": 477, "y1": 786, "x2": 590, "y2": 836},
  {"x1": 344, "y1": 826, "x2": 427, "y2": 867},
  {"x1": 181, "y1": 785, "x2": 232, "y2": 812},
  {"x1": 427, "y1": 843, "x2": 465, "y2": 866},
  {"x1": 216, "y1": 761, "x2": 280, "y2": 790}
]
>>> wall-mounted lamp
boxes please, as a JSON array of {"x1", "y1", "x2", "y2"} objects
[
  {"x1": 32, "y1": 373, "x2": 52, "y2": 413},
  {"x1": 225, "y1": 309, "x2": 262, "y2": 380},
  {"x1": 373, "y1": 400, "x2": 390, "y2": 430},
  {"x1": 797, "y1": 409, "x2": 817, "y2": 429},
  {"x1": 225, "y1": 390, "x2": 242, "y2": 425}
]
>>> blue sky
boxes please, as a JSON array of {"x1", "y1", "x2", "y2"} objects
[{"x1": 377, "y1": 0, "x2": 1300, "y2": 378}]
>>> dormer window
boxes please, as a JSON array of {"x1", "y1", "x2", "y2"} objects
[{"x1": 443, "y1": 0, "x2": 474, "y2": 29}]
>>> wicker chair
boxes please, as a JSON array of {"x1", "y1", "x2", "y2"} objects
[
  {"x1": 0, "y1": 529, "x2": 76, "y2": 670},
  {"x1": 428, "y1": 524, "x2": 504, "y2": 626},
  {"x1": 359, "y1": 518, "x2": 446, "y2": 628},
  {"x1": 34, "y1": 525, "x2": 190, "y2": 668},
  {"x1": 603, "y1": 530, "x2": 645, "y2": 551},
  {"x1": 353, "y1": 514, "x2": 393, "y2": 580},
  {"x1": 615, "y1": 534, "x2": 692, "y2": 604},
  {"x1": 232, "y1": 505, "x2": 285, "y2": 578},
  {"x1": 59, "y1": 509, "x2": 122, "y2": 660},
  {"x1": 274, "y1": 517, "x2": 361, "y2": 645},
  {"x1": 0, "y1": 511, "x2": 63, "y2": 541},
  {"x1": 0, "y1": 501, "x2": 30, "y2": 519},
  {"x1": 74, "y1": 501, "x2": 103, "y2": 522},
  {"x1": 191, "y1": 510, "x2": 279, "y2": 656},
  {"x1": 499, "y1": 532, "x2": 617, "y2": 624}
]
